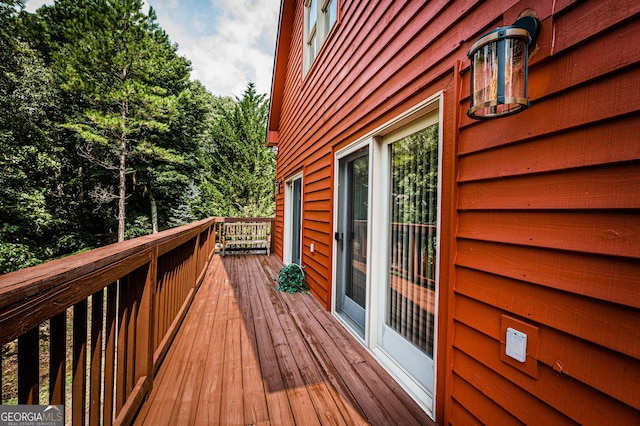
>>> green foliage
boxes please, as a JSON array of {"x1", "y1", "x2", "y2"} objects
[
  {"x1": 47, "y1": 0, "x2": 191, "y2": 241},
  {"x1": 197, "y1": 83, "x2": 275, "y2": 218},
  {"x1": 275, "y1": 263, "x2": 308, "y2": 294},
  {"x1": 390, "y1": 124, "x2": 439, "y2": 225},
  {"x1": 0, "y1": 2, "x2": 275, "y2": 273},
  {"x1": 0, "y1": 0, "x2": 67, "y2": 272},
  {"x1": 0, "y1": 243, "x2": 41, "y2": 274},
  {"x1": 168, "y1": 181, "x2": 199, "y2": 227},
  {"x1": 125, "y1": 215, "x2": 153, "y2": 239}
]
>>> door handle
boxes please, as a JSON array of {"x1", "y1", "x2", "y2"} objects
[{"x1": 335, "y1": 232, "x2": 344, "y2": 250}]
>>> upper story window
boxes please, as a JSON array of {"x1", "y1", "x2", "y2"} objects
[{"x1": 304, "y1": 0, "x2": 338, "y2": 75}]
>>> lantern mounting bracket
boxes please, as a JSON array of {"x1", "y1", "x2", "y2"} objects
[{"x1": 512, "y1": 16, "x2": 540, "y2": 47}]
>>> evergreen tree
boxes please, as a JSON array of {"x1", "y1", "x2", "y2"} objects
[
  {"x1": 129, "y1": 79, "x2": 211, "y2": 233},
  {"x1": 0, "y1": 1, "x2": 275, "y2": 273},
  {"x1": 199, "y1": 83, "x2": 275, "y2": 217},
  {"x1": 0, "y1": 0, "x2": 64, "y2": 271},
  {"x1": 168, "y1": 181, "x2": 199, "y2": 227},
  {"x1": 40, "y1": 0, "x2": 193, "y2": 241}
]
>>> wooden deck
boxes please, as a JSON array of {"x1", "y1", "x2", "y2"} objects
[{"x1": 133, "y1": 254, "x2": 434, "y2": 425}]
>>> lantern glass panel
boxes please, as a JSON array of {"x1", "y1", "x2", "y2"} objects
[
  {"x1": 502, "y1": 37, "x2": 527, "y2": 113},
  {"x1": 471, "y1": 41, "x2": 498, "y2": 111}
]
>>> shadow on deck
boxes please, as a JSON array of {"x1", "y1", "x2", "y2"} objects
[{"x1": 134, "y1": 254, "x2": 434, "y2": 425}]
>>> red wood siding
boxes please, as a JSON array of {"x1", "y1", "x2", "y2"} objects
[
  {"x1": 452, "y1": 0, "x2": 640, "y2": 423},
  {"x1": 269, "y1": 0, "x2": 640, "y2": 422}
]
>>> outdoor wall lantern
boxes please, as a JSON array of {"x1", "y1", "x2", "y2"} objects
[{"x1": 467, "y1": 16, "x2": 540, "y2": 119}]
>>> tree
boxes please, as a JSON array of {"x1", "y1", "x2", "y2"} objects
[
  {"x1": 199, "y1": 83, "x2": 275, "y2": 217},
  {"x1": 168, "y1": 181, "x2": 200, "y2": 227},
  {"x1": 0, "y1": 2, "x2": 276, "y2": 274},
  {"x1": 0, "y1": 0, "x2": 63, "y2": 271},
  {"x1": 41, "y1": 0, "x2": 193, "y2": 241},
  {"x1": 129, "y1": 79, "x2": 212, "y2": 233}
]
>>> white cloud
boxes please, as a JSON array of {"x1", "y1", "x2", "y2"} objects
[
  {"x1": 150, "y1": 0, "x2": 280, "y2": 97},
  {"x1": 24, "y1": 0, "x2": 53, "y2": 13},
  {"x1": 25, "y1": 0, "x2": 281, "y2": 98}
]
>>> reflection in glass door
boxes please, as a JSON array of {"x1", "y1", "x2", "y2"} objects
[
  {"x1": 380, "y1": 122, "x2": 439, "y2": 394},
  {"x1": 291, "y1": 178, "x2": 302, "y2": 264},
  {"x1": 285, "y1": 175, "x2": 303, "y2": 265},
  {"x1": 336, "y1": 148, "x2": 369, "y2": 338}
]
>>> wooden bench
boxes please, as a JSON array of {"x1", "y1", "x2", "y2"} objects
[{"x1": 222, "y1": 222, "x2": 271, "y2": 256}]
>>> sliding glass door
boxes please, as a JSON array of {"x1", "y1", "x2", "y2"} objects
[
  {"x1": 380, "y1": 122, "x2": 439, "y2": 395},
  {"x1": 332, "y1": 99, "x2": 441, "y2": 415},
  {"x1": 285, "y1": 175, "x2": 303, "y2": 265},
  {"x1": 336, "y1": 148, "x2": 369, "y2": 337}
]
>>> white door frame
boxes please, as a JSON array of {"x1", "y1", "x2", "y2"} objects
[
  {"x1": 332, "y1": 139, "x2": 374, "y2": 344},
  {"x1": 331, "y1": 92, "x2": 443, "y2": 419},
  {"x1": 284, "y1": 173, "x2": 303, "y2": 265}
]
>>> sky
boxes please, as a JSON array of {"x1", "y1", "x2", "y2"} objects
[{"x1": 24, "y1": 0, "x2": 281, "y2": 98}]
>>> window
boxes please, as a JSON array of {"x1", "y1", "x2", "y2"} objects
[
  {"x1": 323, "y1": 0, "x2": 337, "y2": 33},
  {"x1": 304, "y1": 0, "x2": 338, "y2": 74}
]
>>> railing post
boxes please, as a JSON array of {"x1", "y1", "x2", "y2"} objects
[
  {"x1": 104, "y1": 283, "x2": 117, "y2": 425},
  {"x1": 116, "y1": 277, "x2": 128, "y2": 412},
  {"x1": 140, "y1": 248, "x2": 157, "y2": 389},
  {"x1": 270, "y1": 218, "x2": 275, "y2": 254},
  {"x1": 195, "y1": 227, "x2": 203, "y2": 289}
]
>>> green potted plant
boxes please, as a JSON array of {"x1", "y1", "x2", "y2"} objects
[{"x1": 275, "y1": 263, "x2": 308, "y2": 294}]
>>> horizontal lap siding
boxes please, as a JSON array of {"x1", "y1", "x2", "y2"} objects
[
  {"x1": 272, "y1": 0, "x2": 639, "y2": 422},
  {"x1": 453, "y1": 0, "x2": 640, "y2": 423},
  {"x1": 274, "y1": 0, "x2": 462, "y2": 312}
]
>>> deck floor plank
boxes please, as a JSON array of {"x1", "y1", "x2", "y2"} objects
[
  {"x1": 247, "y1": 257, "x2": 322, "y2": 426},
  {"x1": 193, "y1": 260, "x2": 229, "y2": 424},
  {"x1": 236, "y1": 257, "x2": 270, "y2": 425},
  {"x1": 220, "y1": 317, "x2": 244, "y2": 424},
  {"x1": 242, "y1": 258, "x2": 296, "y2": 426},
  {"x1": 134, "y1": 254, "x2": 435, "y2": 426}
]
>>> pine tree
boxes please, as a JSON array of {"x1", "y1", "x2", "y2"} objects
[
  {"x1": 168, "y1": 181, "x2": 199, "y2": 227},
  {"x1": 43, "y1": 0, "x2": 193, "y2": 241},
  {"x1": 200, "y1": 83, "x2": 275, "y2": 217}
]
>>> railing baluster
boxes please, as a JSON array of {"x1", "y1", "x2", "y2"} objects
[
  {"x1": 72, "y1": 299, "x2": 87, "y2": 425},
  {"x1": 18, "y1": 326, "x2": 39, "y2": 404},
  {"x1": 90, "y1": 289, "x2": 104, "y2": 424},
  {"x1": 104, "y1": 282, "x2": 117, "y2": 426},
  {"x1": 132, "y1": 267, "x2": 143, "y2": 382},
  {"x1": 49, "y1": 311, "x2": 66, "y2": 405},
  {"x1": 126, "y1": 273, "x2": 137, "y2": 398},
  {"x1": 116, "y1": 277, "x2": 128, "y2": 412},
  {"x1": 157, "y1": 266, "x2": 164, "y2": 353}
]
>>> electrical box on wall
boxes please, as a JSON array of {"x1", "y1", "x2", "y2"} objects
[
  {"x1": 500, "y1": 315, "x2": 539, "y2": 378},
  {"x1": 506, "y1": 327, "x2": 527, "y2": 362}
]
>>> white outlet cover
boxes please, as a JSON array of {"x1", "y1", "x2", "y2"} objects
[{"x1": 506, "y1": 327, "x2": 527, "y2": 363}]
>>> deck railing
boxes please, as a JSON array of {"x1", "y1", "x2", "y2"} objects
[{"x1": 0, "y1": 217, "x2": 272, "y2": 424}]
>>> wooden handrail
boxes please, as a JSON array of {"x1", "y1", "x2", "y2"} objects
[{"x1": 0, "y1": 217, "x2": 224, "y2": 425}]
